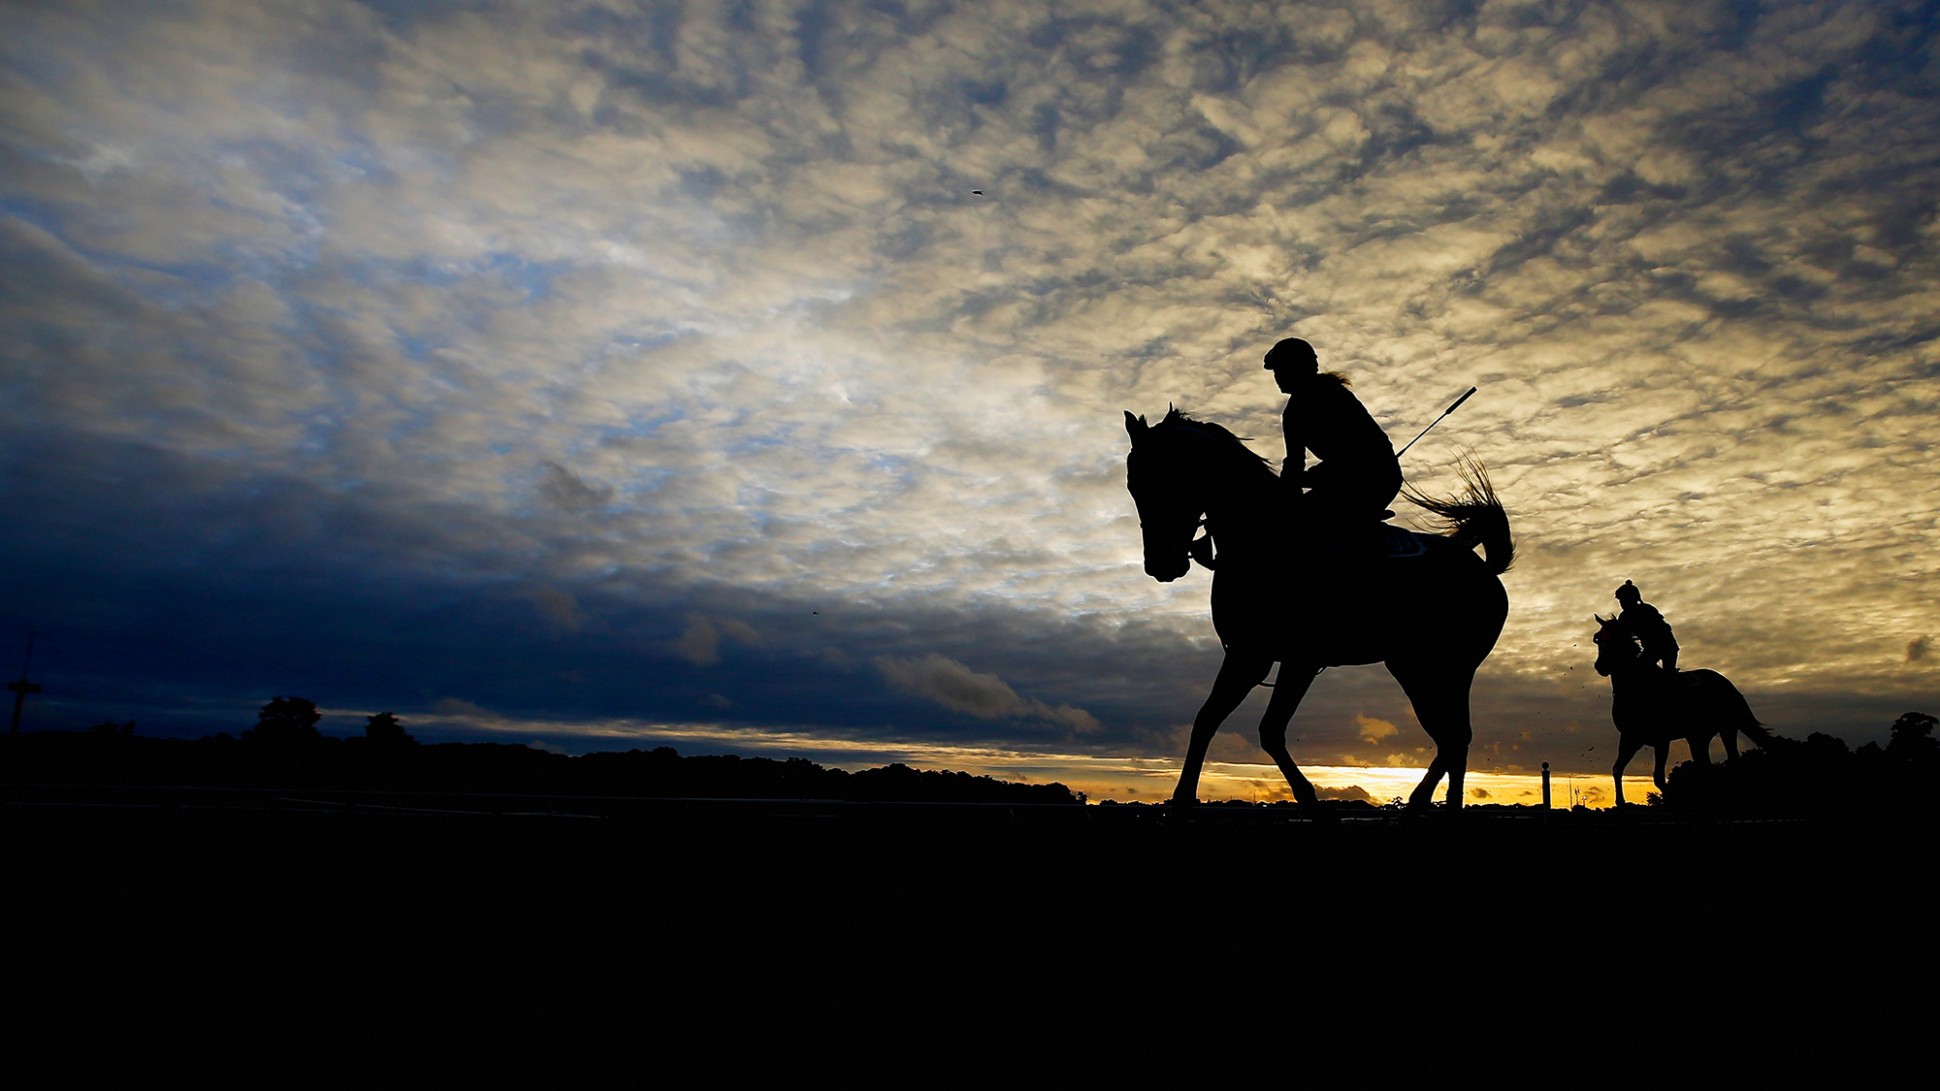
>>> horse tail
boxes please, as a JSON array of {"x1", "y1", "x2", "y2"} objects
[
  {"x1": 1731, "y1": 690, "x2": 1772, "y2": 747},
  {"x1": 1404, "y1": 457, "x2": 1515, "y2": 575},
  {"x1": 1691, "y1": 668, "x2": 1771, "y2": 747}
]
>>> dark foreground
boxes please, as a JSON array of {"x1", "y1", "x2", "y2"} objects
[{"x1": 7, "y1": 787, "x2": 1928, "y2": 1069}]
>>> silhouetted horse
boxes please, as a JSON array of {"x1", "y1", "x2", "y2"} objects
[
  {"x1": 1124, "y1": 408, "x2": 1513, "y2": 809},
  {"x1": 1592, "y1": 615, "x2": 1769, "y2": 805}
]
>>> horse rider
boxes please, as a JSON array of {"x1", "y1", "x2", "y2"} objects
[
  {"x1": 1265, "y1": 337, "x2": 1401, "y2": 564},
  {"x1": 1615, "y1": 579, "x2": 1678, "y2": 672},
  {"x1": 1187, "y1": 337, "x2": 1402, "y2": 571}
]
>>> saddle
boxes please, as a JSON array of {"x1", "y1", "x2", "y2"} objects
[
  {"x1": 1373, "y1": 523, "x2": 1430, "y2": 560},
  {"x1": 1336, "y1": 510, "x2": 1429, "y2": 562},
  {"x1": 1341, "y1": 508, "x2": 1428, "y2": 561},
  {"x1": 1196, "y1": 513, "x2": 1428, "y2": 571},
  {"x1": 1280, "y1": 520, "x2": 1427, "y2": 577}
]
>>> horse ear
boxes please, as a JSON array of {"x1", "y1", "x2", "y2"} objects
[
  {"x1": 1124, "y1": 411, "x2": 1148, "y2": 443},
  {"x1": 1593, "y1": 613, "x2": 1605, "y2": 624}
]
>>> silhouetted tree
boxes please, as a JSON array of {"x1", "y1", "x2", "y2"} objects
[
  {"x1": 245, "y1": 696, "x2": 321, "y2": 744},
  {"x1": 1803, "y1": 732, "x2": 1851, "y2": 760},
  {"x1": 1887, "y1": 712, "x2": 1938, "y2": 761},
  {"x1": 364, "y1": 711, "x2": 414, "y2": 746}
]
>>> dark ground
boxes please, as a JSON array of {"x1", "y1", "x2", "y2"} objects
[{"x1": 6, "y1": 787, "x2": 1927, "y2": 1073}]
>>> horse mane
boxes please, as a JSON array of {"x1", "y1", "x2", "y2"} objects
[
  {"x1": 1153, "y1": 407, "x2": 1273, "y2": 470},
  {"x1": 1597, "y1": 615, "x2": 1643, "y2": 658}
]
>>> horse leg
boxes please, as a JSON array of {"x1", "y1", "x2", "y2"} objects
[
  {"x1": 1653, "y1": 745, "x2": 1670, "y2": 792},
  {"x1": 1172, "y1": 651, "x2": 1272, "y2": 805},
  {"x1": 1612, "y1": 736, "x2": 1644, "y2": 806},
  {"x1": 1690, "y1": 735, "x2": 1713, "y2": 765},
  {"x1": 1720, "y1": 728, "x2": 1741, "y2": 761},
  {"x1": 1388, "y1": 659, "x2": 1475, "y2": 811},
  {"x1": 1256, "y1": 663, "x2": 1321, "y2": 806}
]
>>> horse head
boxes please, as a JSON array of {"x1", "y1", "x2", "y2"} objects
[
  {"x1": 1592, "y1": 613, "x2": 1641, "y2": 677},
  {"x1": 1125, "y1": 409, "x2": 1200, "y2": 582},
  {"x1": 1125, "y1": 407, "x2": 1280, "y2": 583}
]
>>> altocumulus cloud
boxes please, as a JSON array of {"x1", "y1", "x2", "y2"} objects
[
  {"x1": 877, "y1": 653, "x2": 1102, "y2": 734},
  {"x1": 674, "y1": 615, "x2": 764, "y2": 667},
  {"x1": 1356, "y1": 714, "x2": 1400, "y2": 746},
  {"x1": 0, "y1": 0, "x2": 1935, "y2": 785}
]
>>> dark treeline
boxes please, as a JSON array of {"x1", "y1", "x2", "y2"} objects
[
  {"x1": 3, "y1": 696, "x2": 1083, "y2": 806},
  {"x1": 11, "y1": 699, "x2": 1936, "y2": 815},
  {"x1": 1657, "y1": 711, "x2": 1940, "y2": 817}
]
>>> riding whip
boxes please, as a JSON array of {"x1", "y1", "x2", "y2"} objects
[{"x1": 1396, "y1": 386, "x2": 1476, "y2": 458}]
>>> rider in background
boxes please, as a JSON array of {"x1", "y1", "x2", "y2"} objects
[
  {"x1": 1615, "y1": 579, "x2": 1678, "y2": 672},
  {"x1": 1266, "y1": 337, "x2": 1401, "y2": 562}
]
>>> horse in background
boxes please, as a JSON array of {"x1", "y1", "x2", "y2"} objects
[
  {"x1": 1593, "y1": 614, "x2": 1770, "y2": 804},
  {"x1": 1124, "y1": 408, "x2": 1513, "y2": 810}
]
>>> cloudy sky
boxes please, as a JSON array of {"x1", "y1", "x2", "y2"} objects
[{"x1": 3, "y1": 0, "x2": 1934, "y2": 805}]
